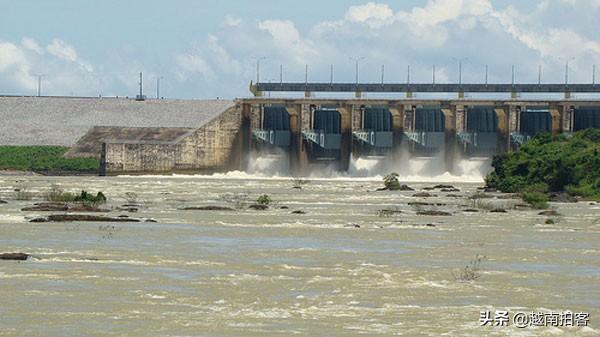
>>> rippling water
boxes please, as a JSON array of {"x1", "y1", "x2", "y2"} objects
[{"x1": 0, "y1": 174, "x2": 599, "y2": 336}]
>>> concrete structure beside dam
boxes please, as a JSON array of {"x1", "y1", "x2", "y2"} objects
[{"x1": 1, "y1": 82, "x2": 600, "y2": 176}]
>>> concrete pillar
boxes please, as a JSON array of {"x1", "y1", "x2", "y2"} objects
[
  {"x1": 286, "y1": 104, "x2": 308, "y2": 176},
  {"x1": 240, "y1": 103, "x2": 252, "y2": 171},
  {"x1": 549, "y1": 104, "x2": 564, "y2": 135},
  {"x1": 494, "y1": 106, "x2": 510, "y2": 153},
  {"x1": 99, "y1": 142, "x2": 107, "y2": 176},
  {"x1": 442, "y1": 105, "x2": 458, "y2": 173},
  {"x1": 338, "y1": 105, "x2": 353, "y2": 171},
  {"x1": 389, "y1": 104, "x2": 405, "y2": 161}
]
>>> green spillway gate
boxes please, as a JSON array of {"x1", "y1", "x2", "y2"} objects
[
  {"x1": 353, "y1": 108, "x2": 393, "y2": 149},
  {"x1": 511, "y1": 107, "x2": 551, "y2": 145},
  {"x1": 404, "y1": 107, "x2": 445, "y2": 151},
  {"x1": 458, "y1": 106, "x2": 498, "y2": 155},
  {"x1": 302, "y1": 109, "x2": 342, "y2": 150},
  {"x1": 253, "y1": 106, "x2": 291, "y2": 147},
  {"x1": 574, "y1": 107, "x2": 600, "y2": 131}
]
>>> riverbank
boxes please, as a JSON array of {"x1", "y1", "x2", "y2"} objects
[{"x1": 0, "y1": 146, "x2": 99, "y2": 175}]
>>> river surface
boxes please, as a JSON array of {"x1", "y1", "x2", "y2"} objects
[{"x1": 0, "y1": 173, "x2": 599, "y2": 336}]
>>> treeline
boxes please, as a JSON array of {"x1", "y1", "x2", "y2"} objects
[
  {"x1": 0, "y1": 146, "x2": 99, "y2": 173},
  {"x1": 486, "y1": 129, "x2": 600, "y2": 200}
]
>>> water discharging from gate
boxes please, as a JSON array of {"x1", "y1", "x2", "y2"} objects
[{"x1": 245, "y1": 150, "x2": 491, "y2": 183}]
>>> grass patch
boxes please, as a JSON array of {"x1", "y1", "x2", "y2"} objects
[{"x1": 0, "y1": 146, "x2": 99, "y2": 173}]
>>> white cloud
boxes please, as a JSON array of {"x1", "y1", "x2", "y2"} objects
[
  {"x1": 345, "y1": 2, "x2": 393, "y2": 27},
  {"x1": 21, "y1": 37, "x2": 43, "y2": 54},
  {"x1": 47, "y1": 39, "x2": 78, "y2": 62},
  {"x1": 222, "y1": 15, "x2": 242, "y2": 27},
  {"x1": 46, "y1": 38, "x2": 94, "y2": 72}
]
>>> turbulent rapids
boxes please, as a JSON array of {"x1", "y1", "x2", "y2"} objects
[{"x1": 1, "y1": 173, "x2": 598, "y2": 336}]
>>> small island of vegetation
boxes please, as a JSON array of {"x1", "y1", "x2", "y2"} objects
[{"x1": 485, "y1": 129, "x2": 600, "y2": 202}]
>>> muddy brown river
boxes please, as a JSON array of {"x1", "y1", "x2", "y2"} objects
[{"x1": 0, "y1": 173, "x2": 599, "y2": 336}]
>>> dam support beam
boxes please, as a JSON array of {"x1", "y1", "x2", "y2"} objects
[
  {"x1": 338, "y1": 105, "x2": 353, "y2": 171},
  {"x1": 442, "y1": 105, "x2": 459, "y2": 173},
  {"x1": 495, "y1": 106, "x2": 510, "y2": 153},
  {"x1": 389, "y1": 105, "x2": 405, "y2": 161},
  {"x1": 286, "y1": 104, "x2": 308, "y2": 176},
  {"x1": 549, "y1": 104, "x2": 564, "y2": 135},
  {"x1": 240, "y1": 103, "x2": 252, "y2": 171}
]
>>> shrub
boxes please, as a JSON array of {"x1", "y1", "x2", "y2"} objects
[
  {"x1": 73, "y1": 190, "x2": 107, "y2": 207},
  {"x1": 383, "y1": 172, "x2": 401, "y2": 191},
  {"x1": 522, "y1": 191, "x2": 549, "y2": 209},
  {"x1": 452, "y1": 255, "x2": 486, "y2": 282},
  {"x1": 256, "y1": 194, "x2": 272, "y2": 206}
]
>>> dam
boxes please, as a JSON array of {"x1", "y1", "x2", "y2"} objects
[{"x1": 2, "y1": 82, "x2": 600, "y2": 176}]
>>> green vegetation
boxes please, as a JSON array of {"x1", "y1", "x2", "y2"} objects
[
  {"x1": 486, "y1": 129, "x2": 600, "y2": 200},
  {"x1": 0, "y1": 146, "x2": 99, "y2": 173},
  {"x1": 46, "y1": 185, "x2": 107, "y2": 206},
  {"x1": 521, "y1": 191, "x2": 550, "y2": 209},
  {"x1": 383, "y1": 172, "x2": 401, "y2": 191},
  {"x1": 256, "y1": 194, "x2": 272, "y2": 206}
]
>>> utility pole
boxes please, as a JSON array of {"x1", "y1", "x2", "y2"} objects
[
  {"x1": 156, "y1": 76, "x2": 164, "y2": 99},
  {"x1": 36, "y1": 74, "x2": 44, "y2": 97}
]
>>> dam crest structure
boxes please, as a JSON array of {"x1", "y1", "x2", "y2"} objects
[{"x1": 27, "y1": 82, "x2": 600, "y2": 176}]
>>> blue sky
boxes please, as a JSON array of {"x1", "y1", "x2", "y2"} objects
[{"x1": 1, "y1": 0, "x2": 600, "y2": 98}]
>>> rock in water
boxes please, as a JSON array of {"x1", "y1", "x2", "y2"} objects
[
  {"x1": 538, "y1": 210, "x2": 562, "y2": 216},
  {"x1": 0, "y1": 200, "x2": 7, "y2": 204},
  {"x1": 417, "y1": 210, "x2": 452, "y2": 216},
  {"x1": 413, "y1": 192, "x2": 436, "y2": 198},
  {"x1": 0, "y1": 253, "x2": 29, "y2": 261},
  {"x1": 248, "y1": 204, "x2": 268, "y2": 210},
  {"x1": 490, "y1": 208, "x2": 508, "y2": 213},
  {"x1": 180, "y1": 206, "x2": 235, "y2": 211},
  {"x1": 30, "y1": 214, "x2": 141, "y2": 222}
]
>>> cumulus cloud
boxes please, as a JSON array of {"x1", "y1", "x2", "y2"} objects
[
  {"x1": 4, "y1": 1, "x2": 600, "y2": 98},
  {"x1": 21, "y1": 37, "x2": 44, "y2": 54}
]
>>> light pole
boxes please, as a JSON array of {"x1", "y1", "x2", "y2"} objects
[
  {"x1": 349, "y1": 56, "x2": 365, "y2": 86},
  {"x1": 453, "y1": 57, "x2": 468, "y2": 85},
  {"x1": 559, "y1": 57, "x2": 576, "y2": 85},
  {"x1": 330, "y1": 64, "x2": 335, "y2": 85},
  {"x1": 511, "y1": 65, "x2": 515, "y2": 86},
  {"x1": 255, "y1": 57, "x2": 266, "y2": 84},
  {"x1": 156, "y1": 76, "x2": 164, "y2": 99},
  {"x1": 36, "y1": 74, "x2": 45, "y2": 97},
  {"x1": 484, "y1": 64, "x2": 488, "y2": 85},
  {"x1": 593, "y1": 64, "x2": 596, "y2": 85},
  {"x1": 432, "y1": 64, "x2": 436, "y2": 85}
]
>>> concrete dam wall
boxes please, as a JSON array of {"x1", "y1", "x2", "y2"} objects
[{"x1": 0, "y1": 96, "x2": 234, "y2": 146}]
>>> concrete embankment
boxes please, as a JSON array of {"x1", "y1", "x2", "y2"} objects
[{"x1": 0, "y1": 96, "x2": 234, "y2": 146}]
